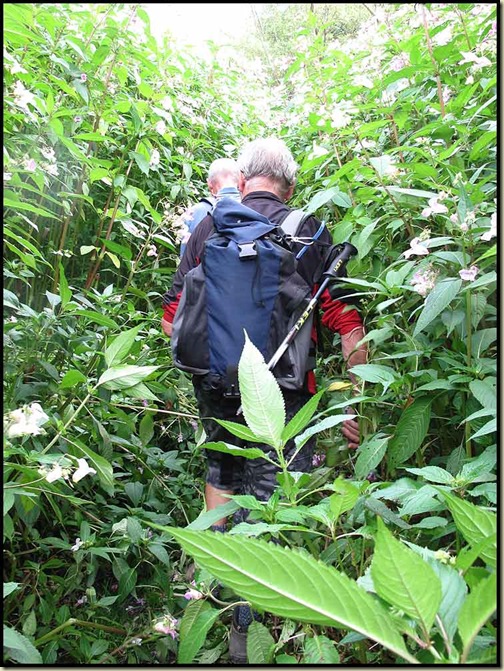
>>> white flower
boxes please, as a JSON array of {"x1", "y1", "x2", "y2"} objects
[
  {"x1": 71, "y1": 537, "x2": 83, "y2": 552},
  {"x1": 4, "y1": 402, "x2": 49, "y2": 438},
  {"x1": 41, "y1": 147, "x2": 56, "y2": 161},
  {"x1": 160, "y1": 96, "x2": 173, "y2": 111},
  {"x1": 155, "y1": 120, "x2": 166, "y2": 135},
  {"x1": 354, "y1": 75, "x2": 374, "y2": 89},
  {"x1": 458, "y1": 51, "x2": 492, "y2": 69},
  {"x1": 330, "y1": 106, "x2": 351, "y2": 129},
  {"x1": 45, "y1": 464, "x2": 64, "y2": 483},
  {"x1": 465, "y1": 74, "x2": 475, "y2": 85},
  {"x1": 459, "y1": 265, "x2": 479, "y2": 282},
  {"x1": 422, "y1": 196, "x2": 448, "y2": 218},
  {"x1": 146, "y1": 244, "x2": 158, "y2": 257},
  {"x1": 24, "y1": 159, "x2": 37, "y2": 172},
  {"x1": 149, "y1": 149, "x2": 160, "y2": 167},
  {"x1": 4, "y1": 172, "x2": 12, "y2": 182},
  {"x1": 13, "y1": 80, "x2": 36, "y2": 111},
  {"x1": 72, "y1": 458, "x2": 97, "y2": 483},
  {"x1": 481, "y1": 211, "x2": 497, "y2": 241},
  {"x1": 403, "y1": 237, "x2": 430, "y2": 259},
  {"x1": 432, "y1": 26, "x2": 452, "y2": 46},
  {"x1": 44, "y1": 163, "x2": 59, "y2": 176},
  {"x1": 390, "y1": 53, "x2": 410, "y2": 71}
]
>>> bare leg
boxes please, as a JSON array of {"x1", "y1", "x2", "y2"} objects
[{"x1": 205, "y1": 483, "x2": 233, "y2": 526}]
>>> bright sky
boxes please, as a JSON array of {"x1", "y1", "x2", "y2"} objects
[{"x1": 142, "y1": 3, "x2": 255, "y2": 50}]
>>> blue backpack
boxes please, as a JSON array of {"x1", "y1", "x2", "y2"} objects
[{"x1": 171, "y1": 198, "x2": 318, "y2": 395}]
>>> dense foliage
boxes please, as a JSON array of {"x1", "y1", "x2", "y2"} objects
[{"x1": 3, "y1": 2, "x2": 497, "y2": 665}]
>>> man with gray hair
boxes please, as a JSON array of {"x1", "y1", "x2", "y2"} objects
[
  {"x1": 162, "y1": 137, "x2": 367, "y2": 662},
  {"x1": 179, "y1": 157, "x2": 241, "y2": 256}
]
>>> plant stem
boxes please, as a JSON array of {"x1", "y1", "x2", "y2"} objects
[
  {"x1": 421, "y1": 6, "x2": 446, "y2": 118},
  {"x1": 464, "y1": 288, "x2": 473, "y2": 458},
  {"x1": 35, "y1": 618, "x2": 126, "y2": 647},
  {"x1": 42, "y1": 392, "x2": 93, "y2": 454}
]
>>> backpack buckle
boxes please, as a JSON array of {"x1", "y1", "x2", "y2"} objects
[{"x1": 237, "y1": 242, "x2": 257, "y2": 259}]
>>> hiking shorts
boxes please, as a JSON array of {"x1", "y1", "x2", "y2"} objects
[{"x1": 192, "y1": 376, "x2": 315, "y2": 506}]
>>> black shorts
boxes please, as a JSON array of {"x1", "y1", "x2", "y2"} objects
[{"x1": 192, "y1": 377, "x2": 315, "y2": 503}]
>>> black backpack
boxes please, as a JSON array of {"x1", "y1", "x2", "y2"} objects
[{"x1": 171, "y1": 198, "x2": 318, "y2": 395}]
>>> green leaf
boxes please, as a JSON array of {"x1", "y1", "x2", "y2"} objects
[
  {"x1": 247, "y1": 621, "x2": 275, "y2": 664},
  {"x1": 120, "y1": 381, "x2": 161, "y2": 402},
  {"x1": 348, "y1": 364, "x2": 397, "y2": 393},
  {"x1": 439, "y1": 492, "x2": 496, "y2": 567},
  {"x1": 3, "y1": 582, "x2": 20, "y2": 598},
  {"x1": 428, "y1": 560, "x2": 467, "y2": 645},
  {"x1": 387, "y1": 398, "x2": 432, "y2": 470},
  {"x1": 124, "y1": 482, "x2": 143, "y2": 507},
  {"x1": 3, "y1": 625, "x2": 42, "y2": 664},
  {"x1": 104, "y1": 325, "x2": 142, "y2": 368},
  {"x1": 105, "y1": 251, "x2": 120, "y2": 268},
  {"x1": 60, "y1": 369, "x2": 87, "y2": 389},
  {"x1": 117, "y1": 566, "x2": 137, "y2": 601},
  {"x1": 129, "y1": 151, "x2": 150, "y2": 175},
  {"x1": 238, "y1": 333, "x2": 285, "y2": 449},
  {"x1": 167, "y1": 528, "x2": 416, "y2": 663},
  {"x1": 458, "y1": 573, "x2": 497, "y2": 662},
  {"x1": 329, "y1": 479, "x2": 359, "y2": 521},
  {"x1": 281, "y1": 389, "x2": 324, "y2": 443},
  {"x1": 97, "y1": 365, "x2": 159, "y2": 390},
  {"x1": 139, "y1": 411, "x2": 154, "y2": 446},
  {"x1": 89, "y1": 168, "x2": 110, "y2": 183},
  {"x1": 67, "y1": 442, "x2": 114, "y2": 494},
  {"x1": 404, "y1": 466, "x2": 454, "y2": 484},
  {"x1": 72, "y1": 309, "x2": 119, "y2": 328},
  {"x1": 58, "y1": 262, "x2": 71, "y2": 308},
  {"x1": 186, "y1": 501, "x2": 241, "y2": 530},
  {"x1": 202, "y1": 441, "x2": 266, "y2": 461},
  {"x1": 148, "y1": 543, "x2": 170, "y2": 567},
  {"x1": 213, "y1": 419, "x2": 262, "y2": 443},
  {"x1": 294, "y1": 413, "x2": 351, "y2": 450},
  {"x1": 178, "y1": 600, "x2": 220, "y2": 664},
  {"x1": 371, "y1": 517, "x2": 442, "y2": 633},
  {"x1": 303, "y1": 634, "x2": 340, "y2": 664},
  {"x1": 354, "y1": 434, "x2": 389, "y2": 480},
  {"x1": 413, "y1": 279, "x2": 463, "y2": 336}
]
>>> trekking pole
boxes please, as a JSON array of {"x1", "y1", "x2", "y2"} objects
[{"x1": 236, "y1": 241, "x2": 358, "y2": 416}]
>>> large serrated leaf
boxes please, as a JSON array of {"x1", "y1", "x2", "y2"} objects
[
  {"x1": 439, "y1": 491, "x2": 496, "y2": 567},
  {"x1": 371, "y1": 518, "x2": 442, "y2": 634},
  {"x1": 303, "y1": 634, "x2": 340, "y2": 664},
  {"x1": 178, "y1": 600, "x2": 220, "y2": 664},
  {"x1": 238, "y1": 333, "x2": 285, "y2": 449},
  {"x1": 387, "y1": 398, "x2": 432, "y2": 470},
  {"x1": 413, "y1": 279, "x2": 462, "y2": 336},
  {"x1": 3, "y1": 625, "x2": 42, "y2": 664},
  {"x1": 203, "y1": 441, "x2": 266, "y2": 460},
  {"x1": 355, "y1": 434, "x2": 389, "y2": 480},
  {"x1": 167, "y1": 528, "x2": 416, "y2": 663},
  {"x1": 247, "y1": 621, "x2": 275, "y2": 664},
  {"x1": 458, "y1": 572, "x2": 497, "y2": 663},
  {"x1": 427, "y1": 559, "x2": 467, "y2": 644}
]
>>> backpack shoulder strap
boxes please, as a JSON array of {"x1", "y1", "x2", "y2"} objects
[
  {"x1": 200, "y1": 195, "x2": 216, "y2": 213},
  {"x1": 279, "y1": 209, "x2": 308, "y2": 237}
]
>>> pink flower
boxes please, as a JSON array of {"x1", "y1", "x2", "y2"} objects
[
  {"x1": 80, "y1": 73, "x2": 87, "y2": 82},
  {"x1": 459, "y1": 265, "x2": 479, "y2": 281},
  {"x1": 184, "y1": 582, "x2": 203, "y2": 600},
  {"x1": 403, "y1": 237, "x2": 430, "y2": 259},
  {"x1": 153, "y1": 615, "x2": 178, "y2": 639},
  {"x1": 458, "y1": 51, "x2": 492, "y2": 69},
  {"x1": 411, "y1": 267, "x2": 438, "y2": 296},
  {"x1": 74, "y1": 116, "x2": 82, "y2": 123},
  {"x1": 390, "y1": 53, "x2": 410, "y2": 71},
  {"x1": 422, "y1": 196, "x2": 448, "y2": 218},
  {"x1": 25, "y1": 159, "x2": 37, "y2": 172}
]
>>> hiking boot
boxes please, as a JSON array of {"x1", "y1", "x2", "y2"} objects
[{"x1": 229, "y1": 604, "x2": 261, "y2": 664}]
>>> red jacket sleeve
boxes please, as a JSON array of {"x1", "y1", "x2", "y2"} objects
[
  {"x1": 163, "y1": 294, "x2": 181, "y2": 323},
  {"x1": 318, "y1": 288, "x2": 363, "y2": 335}
]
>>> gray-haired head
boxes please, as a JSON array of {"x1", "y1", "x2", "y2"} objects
[
  {"x1": 237, "y1": 137, "x2": 298, "y2": 196},
  {"x1": 207, "y1": 158, "x2": 240, "y2": 189}
]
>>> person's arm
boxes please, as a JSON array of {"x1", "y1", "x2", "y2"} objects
[{"x1": 161, "y1": 214, "x2": 212, "y2": 336}]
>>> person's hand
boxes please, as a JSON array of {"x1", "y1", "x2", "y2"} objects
[
  {"x1": 341, "y1": 409, "x2": 359, "y2": 450},
  {"x1": 161, "y1": 317, "x2": 173, "y2": 337}
]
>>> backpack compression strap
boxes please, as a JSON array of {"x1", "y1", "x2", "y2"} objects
[{"x1": 280, "y1": 209, "x2": 326, "y2": 260}]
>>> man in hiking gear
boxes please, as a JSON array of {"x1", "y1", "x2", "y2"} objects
[
  {"x1": 178, "y1": 157, "x2": 241, "y2": 257},
  {"x1": 162, "y1": 136, "x2": 367, "y2": 663}
]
